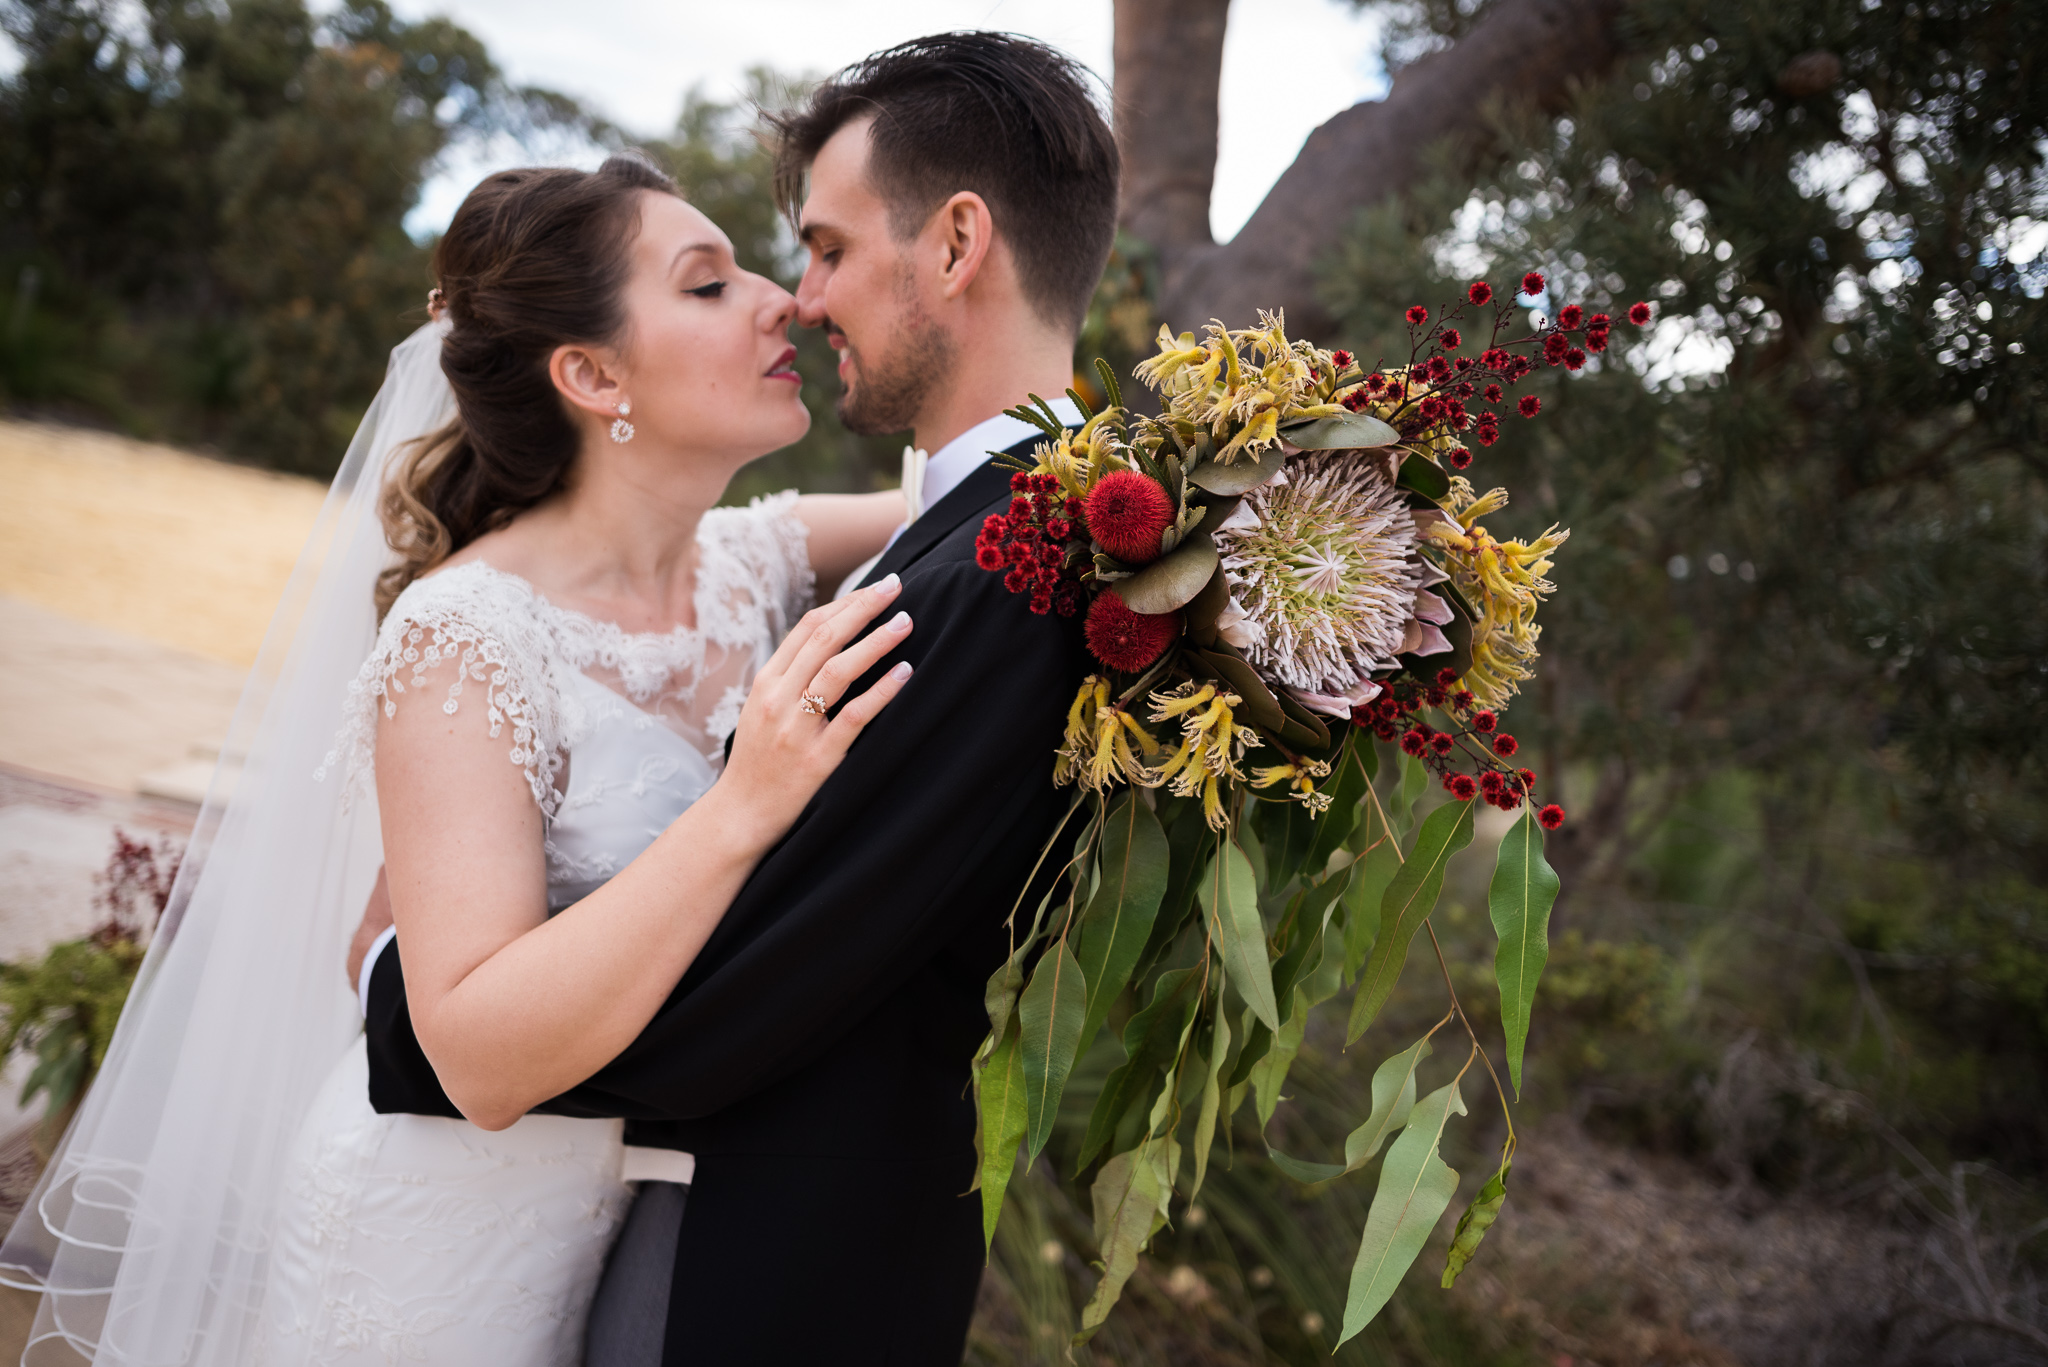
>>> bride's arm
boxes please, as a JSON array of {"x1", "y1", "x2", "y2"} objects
[
  {"x1": 378, "y1": 578, "x2": 914, "y2": 1132},
  {"x1": 793, "y1": 490, "x2": 907, "y2": 585}
]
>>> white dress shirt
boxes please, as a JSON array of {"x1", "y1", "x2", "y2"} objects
[{"x1": 834, "y1": 396, "x2": 1085, "y2": 600}]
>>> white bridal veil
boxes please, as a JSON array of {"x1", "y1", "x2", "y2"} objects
[{"x1": 0, "y1": 324, "x2": 455, "y2": 1364}]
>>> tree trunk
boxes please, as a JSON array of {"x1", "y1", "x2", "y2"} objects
[{"x1": 1113, "y1": 0, "x2": 1626, "y2": 342}]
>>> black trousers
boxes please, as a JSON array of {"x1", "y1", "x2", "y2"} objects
[{"x1": 657, "y1": 1151, "x2": 984, "y2": 1366}]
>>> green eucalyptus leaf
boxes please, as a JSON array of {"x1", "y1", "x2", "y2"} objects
[
  {"x1": 1490, "y1": 811, "x2": 1561, "y2": 1096},
  {"x1": 1075, "y1": 1135, "x2": 1172, "y2": 1343},
  {"x1": 1251, "y1": 988, "x2": 1308, "y2": 1126},
  {"x1": 1074, "y1": 792, "x2": 1171, "y2": 1052},
  {"x1": 1079, "y1": 967, "x2": 1202, "y2": 1167},
  {"x1": 1019, "y1": 939, "x2": 1088, "y2": 1161},
  {"x1": 1348, "y1": 799, "x2": 1476, "y2": 1043},
  {"x1": 1199, "y1": 841, "x2": 1280, "y2": 1033},
  {"x1": 1263, "y1": 1034, "x2": 1429, "y2": 1187},
  {"x1": 1187, "y1": 450, "x2": 1287, "y2": 494},
  {"x1": 1338, "y1": 1080, "x2": 1468, "y2": 1345},
  {"x1": 1273, "y1": 866, "x2": 1348, "y2": 1006},
  {"x1": 974, "y1": 1017, "x2": 1030, "y2": 1251},
  {"x1": 1225, "y1": 1011, "x2": 1272, "y2": 1089},
  {"x1": 1343, "y1": 801, "x2": 1400, "y2": 981},
  {"x1": 1279, "y1": 410, "x2": 1400, "y2": 449},
  {"x1": 1395, "y1": 453, "x2": 1451, "y2": 500},
  {"x1": 1190, "y1": 1012, "x2": 1231, "y2": 1202},
  {"x1": 1306, "y1": 737, "x2": 1371, "y2": 871},
  {"x1": 1184, "y1": 565, "x2": 1231, "y2": 648},
  {"x1": 1441, "y1": 1162, "x2": 1510, "y2": 1288},
  {"x1": 1113, "y1": 531, "x2": 1218, "y2": 614}
]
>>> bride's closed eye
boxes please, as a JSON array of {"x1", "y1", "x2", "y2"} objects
[{"x1": 685, "y1": 281, "x2": 727, "y2": 299}]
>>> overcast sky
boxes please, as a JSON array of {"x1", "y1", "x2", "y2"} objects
[{"x1": 387, "y1": 0, "x2": 1388, "y2": 242}]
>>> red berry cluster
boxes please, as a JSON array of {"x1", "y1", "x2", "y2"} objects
[
  {"x1": 976, "y1": 473, "x2": 1087, "y2": 617},
  {"x1": 1349, "y1": 667, "x2": 1565, "y2": 828},
  {"x1": 1339, "y1": 273, "x2": 1652, "y2": 460}
]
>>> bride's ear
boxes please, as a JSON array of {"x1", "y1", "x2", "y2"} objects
[{"x1": 549, "y1": 344, "x2": 625, "y2": 425}]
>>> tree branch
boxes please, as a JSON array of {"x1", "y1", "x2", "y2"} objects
[{"x1": 1130, "y1": 0, "x2": 1625, "y2": 342}]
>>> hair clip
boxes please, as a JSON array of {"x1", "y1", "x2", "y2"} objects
[{"x1": 426, "y1": 287, "x2": 447, "y2": 319}]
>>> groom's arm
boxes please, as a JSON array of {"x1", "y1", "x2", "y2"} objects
[{"x1": 365, "y1": 555, "x2": 1085, "y2": 1121}]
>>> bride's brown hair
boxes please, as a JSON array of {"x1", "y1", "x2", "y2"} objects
[{"x1": 377, "y1": 156, "x2": 680, "y2": 619}]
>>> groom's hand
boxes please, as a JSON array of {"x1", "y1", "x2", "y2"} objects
[{"x1": 348, "y1": 867, "x2": 394, "y2": 990}]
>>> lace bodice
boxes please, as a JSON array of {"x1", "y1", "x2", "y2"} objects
[{"x1": 322, "y1": 492, "x2": 812, "y2": 906}]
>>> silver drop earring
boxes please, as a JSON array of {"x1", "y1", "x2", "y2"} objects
[{"x1": 609, "y1": 399, "x2": 635, "y2": 445}]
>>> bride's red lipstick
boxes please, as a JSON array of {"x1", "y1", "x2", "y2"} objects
[{"x1": 766, "y1": 345, "x2": 800, "y2": 383}]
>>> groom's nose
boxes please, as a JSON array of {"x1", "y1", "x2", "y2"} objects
[{"x1": 794, "y1": 259, "x2": 829, "y2": 330}]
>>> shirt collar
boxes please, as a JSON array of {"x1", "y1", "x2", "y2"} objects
[{"x1": 920, "y1": 396, "x2": 1085, "y2": 515}]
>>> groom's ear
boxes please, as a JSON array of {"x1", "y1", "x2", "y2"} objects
[
  {"x1": 549, "y1": 343, "x2": 624, "y2": 422},
  {"x1": 930, "y1": 191, "x2": 996, "y2": 303}
]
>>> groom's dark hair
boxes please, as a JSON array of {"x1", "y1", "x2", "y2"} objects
[{"x1": 769, "y1": 32, "x2": 1119, "y2": 333}]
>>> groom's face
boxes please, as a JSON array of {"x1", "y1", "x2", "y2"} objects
[{"x1": 794, "y1": 116, "x2": 955, "y2": 437}]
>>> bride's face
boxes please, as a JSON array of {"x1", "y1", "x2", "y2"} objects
[{"x1": 603, "y1": 192, "x2": 810, "y2": 462}]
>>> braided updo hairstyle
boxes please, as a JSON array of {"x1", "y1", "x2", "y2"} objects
[{"x1": 376, "y1": 156, "x2": 680, "y2": 619}]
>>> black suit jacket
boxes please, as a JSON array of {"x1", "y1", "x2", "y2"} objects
[{"x1": 364, "y1": 439, "x2": 1084, "y2": 1162}]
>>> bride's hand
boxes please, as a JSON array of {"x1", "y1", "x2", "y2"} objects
[{"x1": 713, "y1": 573, "x2": 914, "y2": 841}]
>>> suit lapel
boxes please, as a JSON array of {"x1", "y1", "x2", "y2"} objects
[{"x1": 858, "y1": 435, "x2": 1036, "y2": 588}]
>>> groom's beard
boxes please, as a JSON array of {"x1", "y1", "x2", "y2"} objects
[{"x1": 836, "y1": 307, "x2": 956, "y2": 437}]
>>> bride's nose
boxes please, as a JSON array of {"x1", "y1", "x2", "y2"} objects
[{"x1": 761, "y1": 281, "x2": 798, "y2": 335}]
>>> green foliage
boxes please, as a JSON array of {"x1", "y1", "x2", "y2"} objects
[{"x1": 0, "y1": 932, "x2": 144, "y2": 1125}]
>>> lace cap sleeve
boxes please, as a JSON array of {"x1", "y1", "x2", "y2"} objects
[
  {"x1": 700, "y1": 490, "x2": 816, "y2": 640},
  {"x1": 318, "y1": 562, "x2": 569, "y2": 817}
]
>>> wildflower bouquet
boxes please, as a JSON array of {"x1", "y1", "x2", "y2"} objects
[{"x1": 972, "y1": 276, "x2": 1647, "y2": 1344}]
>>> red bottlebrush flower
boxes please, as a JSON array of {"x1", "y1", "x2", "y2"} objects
[
  {"x1": 1521, "y1": 271, "x2": 1546, "y2": 297},
  {"x1": 981, "y1": 513, "x2": 1009, "y2": 539},
  {"x1": 1003, "y1": 566, "x2": 1029, "y2": 593},
  {"x1": 1049, "y1": 517, "x2": 1075, "y2": 541},
  {"x1": 1406, "y1": 304, "x2": 1430, "y2": 326},
  {"x1": 1400, "y1": 727, "x2": 1430, "y2": 757},
  {"x1": 1375, "y1": 721, "x2": 1399, "y2": 742},
  {"x1": 1447, "y1": 773, "x2": 1479, "y2": 801},
  {"x1": 1481, "y1": 347, "x2": 1510, "y2": 370},
  {"x1": 1589, "y1": 313, "x2": 1611, "y2": 330},
  {"x1": 1085, "y1": 593, "x2": 1179, "y2": 672},
  {"x1": 1628, "y1": 301, "x2": 1652, "y2": 326},
  {"x1": 1472, "y1": 710, "x2": 1498, "y2": 732},
  {"x1": 1015, "y1": 522, "x2": 1041, "y2": 543},
  {"x1": 1498, "y1": 788, "x2": 1524, "y2": 811},
  {"x1": 1543, "y1": 333, "x2": 1569, "y2": 363},
  {"x1": 1009, "y1": 496, "x2": 1032, "y2": 520},
  {"x1": 1476, "y1": 426, "x2": 1501, "y2": 447},
  {"x1": 1468, "y1": 281, "x2": 1493, "y2": 305},
  {"x1": 1429, "y1": 732, "x2": 1454, "y2": 756},
  {"x1": 1054, "y1": 584, "x2": 1084, "y2": 618},
  {"x1": 1065, "y1": 497, "x2": 1087, "y2": 521},
  {"x1": 1419, "y1": 396, "x2": 1447, "y2": 422},
  {"x1": 1455, "y1": 356, "x2": 1474, "y2": 372},
  {"x1": 1028, "y1": 591, "x2": 1053, "y2": 615},
  {"x1": 975, "y1": 542, "x2": 1005, "y2": 571},
  {"x1": 1518, "y1": 768, "x2": 1538, "y2": 788},
  {"x1": 1492, "y1": 734, "x2": 1519, "y2": 757},
  {"x1": 1455, "y1": 381, "x2": 1476, "y2": 399},
  {"x1": 1479, "y1": 770, "x2": 1505, "y2": 795},
  {"x1": 1332, "y1": 349, "x2": 1354, "y2": 369},
  {"x1": 1342, "y1": 390, "x2": 1369, "y2": 412},
  {"x1": 1564, "y1": 347, "x2": 1587, "y2": 371},
  {"x1": 1585, "y1": 328, "x2": 1610, "y2": 354},
  {"x1": 1558, "y1": 304, "x2": 1584, "y2": 330},
  {"x1": 1084, "y1": 470, "x2": 1174, "y2": 565},
  {"x1": 1425, "y1": 684, "x2": 1448, "y2": 706},
  {"x1": 1366, "y1": 372, "x2": 1387, "y2": 391},
  {"x1": 1509, "y1": 356, "x2": 1536, "y2": 380},
  {"x1": 1436, "y1": 666, "x2": 1460, "y2": 687},
  {"x1": 1440, "y1": 328, "x2": 1462, "y2": 350},
  {"x1": 1454, "y1": 690, "x2": 1475, "y2": 710},
  {"x1": 1518, "y1": 395, "x2": 1542, "y2": 418},
  {"x1": 1010, "y1": 472, "x2": 1032, "y2": 492},
  {"x1": 1538, "y1": 803, "x2": 1566, "y2": 830},
  {"x1": 1484, "y1": 384, "x2": 1503, "y2": 403},
  {"x1": 1449, "y1": 446, "x2": 1473, "y2": 470},
  {"x1": 1426, "y1": 355, "x2": 1453, "y2": 381}
]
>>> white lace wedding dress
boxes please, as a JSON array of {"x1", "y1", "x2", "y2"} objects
[{"x1": 259, "y1": 494, "x2": 812, "y2": 1366}]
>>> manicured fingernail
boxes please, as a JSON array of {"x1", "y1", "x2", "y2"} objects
[
  {"x1": 876, "y1": 573, "x2": 900, "y2": 594},
  {"x1": 889, "y1": 661, "x2": 913, "y2": 681},
  {"x1": 887, "y1": 611, "x2": 911, "y2": 631}
]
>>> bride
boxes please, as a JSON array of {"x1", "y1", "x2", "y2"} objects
[{"x1": 0, "y1": 156, "x2": 912, "y2": 1363}]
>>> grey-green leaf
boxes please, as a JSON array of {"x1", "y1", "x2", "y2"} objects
[
  {"x1": 1075, "y1": 1138, "x2": 1171, "y2": 1342},
  {"x1": 1348, "y1": 799, "x2": 1476, "y2": 1043},
  {"x1": 975, "y1": 1018, "x2": 1030, "y2": 1252},
  {"x1": 1190, "y1": 1011, "x2": 1231, "y2": 1202},
  {"x1": 1251, "y1": 989, "x2": 1308, "y2": 1126},
  {"x1": 1343, "y1": 801, "x2": 1400, "y2": 982},
  {"x1": 1441, "y1": 1162, "x2": 1510, "y2": 1288},
  {"x1": 1200, "y1": 841, "x2": 1279, "y2": 1032},
  {"x1": 1074, "y1": 792, "x2": 1171, "y2": 1051},
  {"x1": 1279, "y1": 410, "x2": 1400, "y2": 450},
  {"x1": 1490, "y1": 810, "x2": 1560, "y2": 1095},
  {"x1": 1187, "y1": 450, "x2": 1286, "y2": 494},
  {"x1": 1113, "y1": 530, "x2": 1218, "y2": 614},
  {"x1": 1338, "y1": 1080, "x2": 1468, "y2": 1345},
  {"x1": 1263, "y1": 1035, "x2": 1429, "y2": 1187},
  {"x1": 1018, "y1": 938, "x2": 1088, "y2": 1161}
]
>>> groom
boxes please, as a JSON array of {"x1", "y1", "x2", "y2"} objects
[{"x1": 359, "y1": 32, "x2": 1118, "y2": 1366}]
